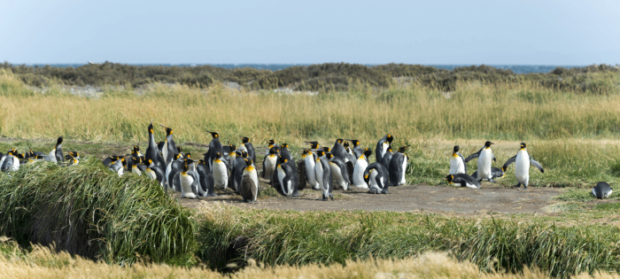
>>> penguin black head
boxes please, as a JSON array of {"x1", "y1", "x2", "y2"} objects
[
  {"x1": 322, "y1": 147, "x2": 331, "y2": 153},
  {"x1": 326, "y1": 153, "x2": 334, "y2": 160},
  {"x1": 240, "y1": 136, "x2": 251, "y2": 143},
  {"x1": 386, "y1": 134, "x2": 394, "y2": 143},
  {"x1": 268, "y1": 147, "x2": 278, "y2": 155},
  {"x1": 364, "y1": 171, "x2": 371, "y2": 184},
  {"x1": 301, "y1": 149, "x2": 310, "y2": 157},
  {"x1": 215, "y1": 152, "x2": 221, "y2": 159},
  {"x1": 174, "y1": 153, "x2": 182, "y2": 160},
  {"x1": 520, "y1": 142, "x2": 527, "y2": 149},
  {"x1": 316, "y1": 150, "x2": 325, "y2": 157},
  {"x1": 15, "y1": 153, "x2": 25, "y2": 159},
  {"x1": 268, "y1": 139, "x2": 276, "y2": 146},
  {"x1": 336, "y1": 139, "x2": 344, "y2": 144},
  {"x1": 69, "y1": 151, "x2": 79, "y2": 158},
  {"x1": 229, "y1": 144, "x2": 237, "y2": 152},
  {"x1": 387, "y1": 146, "x2": 393, "y2": 153},
  {"x1": 397, "y1": 146, "x2": 410, "y2": 153},
  {"x1": 305, "y1": 141, "x2": 319, "y2": 149},
  {"x1": 148, "y1": 123, "x2": 154, "y2": 134},
  {"x1": 56, "y1": 136, "x2": 64, "y2": 147},
  {"x1": 182, "y1": 162, "x2": 191, "y2": 173},
  {"x1": 185, "y1": 153, "x2": 191, "y2": 159},
  {"x1": 27, "y1": 147, "x2": 35, "y2": 158},
  {"x1": 164, "y1": 127, "x2": 173, "y2": 136},
  {"x1": 281, "y1": 143, "x2": 289, "y2": 149},
  {"x1": 347, "y1": 139, "x2": 360, "y2": 147},
  {"x1": 241, "y1": 150, "x2": 248, "y2": 158},
  {"x1": 453, "y1": 146, "x2": 460, "y2": 153},
  {"x1": 147, "y1": 159, "x2": 154, "y2": 167},
  {"x1": 244, "y1": 158, "x2": 253, "y2": 167},
  {"x1": 444, "y1": 174, "x2": 454, "y2": 183},
  {"x1": 132, "y1": 145, "x2": 141, "y2": 154},
  {"x1": 363, "y1": 148, "x2": 372, "y2": 157},
  {"x1": 207, "y1": 131, "x2": 219, "y2": 138},
  {"x1": 484, "y1": 141, "x2": 494, "y2": 148},
  {"x1": 343, "y1": 141, "x2": 350, "y2": 148}
]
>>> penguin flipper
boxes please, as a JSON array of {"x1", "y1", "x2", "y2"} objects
[
  {"x1": 464, "y1": 148, "x2": 482, "y2": 163},
  {"x1": 530, "y1": 157, "x2": 545, "y2": 173},
  {"x1": 502, "y1": 155, "x2": 517, "y2": 171}
]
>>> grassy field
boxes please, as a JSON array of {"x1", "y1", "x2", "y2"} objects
[{"x1": 1, "y1": 68, "x2": 620, "y2": 277}]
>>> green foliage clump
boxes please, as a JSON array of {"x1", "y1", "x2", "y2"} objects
[{"x1": 0, "y1": 157, "x2": 196, "y2": 265}]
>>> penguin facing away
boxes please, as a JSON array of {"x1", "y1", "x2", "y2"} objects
[
  {"x1": 160, "y1": 125, "x2": 177, "y2": 165},
  {"x1": 346, "y1": 139, "x2": 364, "y2": 162},
  {"x1": 316, "y1": 151, "x2": 334, "y2": 201},
  {"x1": 240, "y1": 136, "x2": 256, "y2": 164},
  {"x1": 449, "y1": 145, "x2": 467, "y2": 175},
  {"x1": 197, "y1": 159, "x2": 216, "y2": 197},
  {"x1": 592, "y1": 182, "x2": 613, "y2": 199},
  {"x1": 48, "y1": 136, "x2": 65, "y2": 163},
  {"x1": 326, "y1": 153, "x2": 350, "y2": 191},
  {"x1": 205, "y1": 131, "x2": 224, "y2": 170},
  {"x1": 229, "y1": 150, "x2": 246, "y2": 193},
  {"x1": 276, "y1": 157, "x2": 300, "y2": 197},
  {"x1": 388, "y1": 145, "x2": 409, "y2": 186},
  {"x1": 240, "y1": 159, "x2": 259, "y2": 203},
  {"x1": 363, "y1": 162, "x2": 389, "y2": 194},
  {"x1": 331, "y1": 139, "x2": 349, "y2": 163},
  {"x1": 502, "y1": 142, "x2": 544, "y2": 189},
  {"x1": 445, "y1": 174, "x2": 481, "y2": 189},
  {"x1": 465, "y1": 141, "x2": 496, "y2": 183},
  {"x1": 379, "y1": 146, "x2": 394, "y2": 169}
]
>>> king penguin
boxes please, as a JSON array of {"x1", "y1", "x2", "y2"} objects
[
  {"x1": 0, "y1": 149, "x2": 20, "y2": 172},
  {"x1": 145, "y1": 159, "x2": 165, "y2": 186},
  {"x1": 262, "y1": 146, "x2": 278, "y2": 179},
  {"x1": 109, "y1": 158, "x2": 124, "y2": 177},
  {"x1": 48, "y1": 136, "x2": 64, "y2": 163},
  {"x1": 375, "y1": 134, "x2": 394, "y2": 163},
  {"x1": 212, "y1": 152, "x2": 229, "y2": 190},
  {"x1": 240, "y1": 159, "x2": 259, "y2": 203},
  {"x1": 160, "y1": 125, "x2": 177, "y2": 165},
  {"x1": 379, "y1": 146, "x2": 394, "y2": 169},
  {"x1": 331, "y1": 139, "x2": 349, "y2": 163},
  {"x1": 502, "y1": 142, "x2": 544, "y2": 189},
  {"x1": 265, "y1": 139, "x2": 278, "y2": 155},
  {"x1": 346, "y1": 139, "x2": 364, "y2": 162},
  {"x1": 326, "y1": 152, "x2": 350, "y2": 191},
  {"x1": 592, "y1": 182, "x2": 613, "y2": 199},
  {"x1": 205, "y1": 131, "x2": 224, "y2": 170},
  {"x1": 179, "y1": 160, "x2": 198, "y2": 199},
  {"x1": 146, "y1": 122, "x2": 166, "y2": 169},
  {"x1": 229, "y1": 150, "x2": 246, "y2": 193},
  {"x1": 276, "y1": 157, "x2": 299, "y2": 197},
  {"x1": 445, "y1": 174, "x2": 481, "y2": 189},
  {"x1": 240, "y1": 136, "x2": 256, "y2": 164},
  {"x1": 352, "y1": 148, "x2": 372, "y2": 188},
  {"x1": 388, "y1": 145, "x2": 409, "y2": 186},
  {"x1": 197, "y1": 159, "x2": 216, "y2": 197},
  {"x1": 363, "y1": 162, "x2": 389, "y2": 194},
  {"x1": 449, "y1": 146, "x2": 467, "y2": 175},
  {"x1": 301, "y1": 149, "x2": 319, "y2": 190},
  {"x1": 317, "y1": 150, "x2": 333, "y2": 201},
  {"x1": 465, "y1": 141, "x2": 497, "y2": 182}
]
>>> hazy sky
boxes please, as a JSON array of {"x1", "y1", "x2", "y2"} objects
[{"x1": 1, "y1": 0, "x2": 619, "y2": 65}]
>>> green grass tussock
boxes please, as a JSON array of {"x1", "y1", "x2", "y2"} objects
[
  {"x1": 0, "y1": 157, "x2": 195, "y2": 265},
  {"x1": 197, "y1": 206, "x2": 620, "y2": 278}
]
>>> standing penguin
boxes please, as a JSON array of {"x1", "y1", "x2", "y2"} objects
[
  {"x1": 363, "y1": 162, "x2": 389, "y2": 194},
  {"x1": 262, "y1": 147, "x2": 278, "y2": 179},
  {"x1": 212, "y1": 152, "x2": 229, "y2": 190},
  {"x1": 449, "y1": 146, "x2": 467, "y2": 175},
  {"x1": 240, "y1": 136, "x2": 256, "y2": 164},
  {"x1": 352, "y1": 148, "x2": 372, "y2": 188},
  {"x1": 229, "y1": 150, "x2": 246, "y2": 193},
  {"x1": 347, "y1": 139, "x2": 364, "y2": 162},
  {"x1": 223, "y1": 144, "x2": 238, "y2": 170},
  {"x1": 146, "y1": 122, "x2": 166, "y2": 169},
  {"x1": 205, "y1": 131, "x2": 224, "y2": 170},
  {"x1": 48, "y1": 137, "x2": 65, "y2": 163},
  {"x1": 326, "y1": 153, "x2": 350, "y2": 191},
  {"x1": 305, "y1": 141, "x2": 320, "y2": 151},
  {"x1": 160, "y1": 125, "x2": 177, "y2": 165},
  {"x1": 445, "y1": 174, "x2": 481, "y2": 189},
  {"x1": 465, "y1": 141, "x2": 496, "y2": 182},
  {"x1": 240, "y1": 159, "x2": 259, "y2": 203},
  {"x1": 301, "y1": 149, "x2": 319, "y2": 190},
  {"x1": 197, "y1": 159, "x2": 216, "y2": 197},
  {"x1": 379, "y1": 146, "x2": 394, "y2": 169},
  {"x1": 592, "y1": 182, "x2": 613, "y2": 199},
  {"x1": 313, "y1": 150, "x2": 326, "y2": 193},
  {"x1": 331, "y1": 139, "x2": 349, "y2": 163},
  {"x1": 145, "y1": 159, "x2": 165, "y2": 186},
  {"x1": 276, "y1": 158, "x2": 299, "y2": 197},
  {"x1": 317, "y1": 151, "x2": 333, "y2": 201},
  {"x1": 502, "y1": 142, "x2": 544, "y2": 189},
  {"x1": 375, "y1": 134, "x2": 394, "y2": 163},
  {"x1": 388, "y1": 145, "x2": 410, "y2": 186},
  {"x1": 165, "y1": 153, "x2": 185, "y2": 191},
  {"x1": 179, "y1": 160, "x2": 198, "y2": 199}
]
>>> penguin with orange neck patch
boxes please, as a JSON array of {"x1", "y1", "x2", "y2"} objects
[
  {"x1": 375, "y1": 134, "x2": 394, "y2": 163},
  {"x1": 240, "y1": 159, "x2": 259, "y2": 203},
  {"x1": 449, "y1": 146, "x2": 467, "y2": 175}
]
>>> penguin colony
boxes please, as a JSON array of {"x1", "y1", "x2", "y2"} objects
[{"x1": 0, "y1": 124, "x2": 612, "y2": 201}]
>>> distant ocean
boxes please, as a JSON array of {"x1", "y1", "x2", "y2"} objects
[{"x1": 27, "y1": 64, "x2": 583, "y2": 74}]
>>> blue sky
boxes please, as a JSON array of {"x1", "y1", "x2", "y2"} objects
[{"x1": 1, "y1": 0, "x2": 619, "y2": 65}]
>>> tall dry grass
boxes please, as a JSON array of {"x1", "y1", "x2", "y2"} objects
[
  {"x1": 1, "y1": 238, "x2": 619, "y2": 279},
  {"x1": 0, "y1": 69, "x2": 619, "y2": 145}
]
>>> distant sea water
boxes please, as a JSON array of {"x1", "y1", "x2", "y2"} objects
[{"x1": 28, "y1": 63, "x2": 584, "y2": 74}]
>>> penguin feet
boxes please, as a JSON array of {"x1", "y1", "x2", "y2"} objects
[
  {"x1": 208, "y1": 192, "x2": 218, "y2": 197},
  {"x1": 381, "y1": 189, "x2": 389, "y2": 194},
  {"x1": 489, "y1": 179, "x2": 497, "y2": 183},
  {"x1": 292, "y1": 192, "x2": 300, "y2": 197},
  {"x1": 513, "y1": 183, "x2": 521, "y2": 188},
  {"x1": 329, "y1": 194, "x2": 334, "y2": 201},
  {"x1": 321, "y1": 196, "x2": 328, "y2": 201},
  {"x1": 367, "y1": 188, "x2": 380, "y2": 194}
]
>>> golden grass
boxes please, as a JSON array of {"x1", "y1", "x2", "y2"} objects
[
  {"x1": 1, "y1": 69, "x2": 619, "y2": 146},
  {"x1": 2, "y1": 240, "x2": 619, "y2": 279}
]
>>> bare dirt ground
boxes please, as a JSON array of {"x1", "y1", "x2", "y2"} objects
[{"x1": 180, "y1": 182, "x2": 564, "y2": 214}]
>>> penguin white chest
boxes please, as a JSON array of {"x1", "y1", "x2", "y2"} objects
[
  {"x1": 277, "y1": 166, "x2": 291, "y2": 195},
  {"x1": 145, "y1": 169, "x2": 157, "y2": 180},
  {"x1": 515, "y1": 150, "x2": 530, "y2": 183},
  {"x1": 315, "y1": 160, "x2": 324, "y2": 189},
  {"x1": 180, "y1": 173, "x2": 197, "y2": 199},
  {"x1": 400, "y1": 156, "x2": 407, "y2": 185},
  {"x1": 213, "y1": 161, "x2": 228, "y2": 189},
  {"x1": 243, "y1": 169, "x2": 259, "y2": 200},
  {"x1": 304, "y1": 156, "x2": 318, "y2": 188},
  {"x1": 330, "y1": 162, "x2": 347, "y2": 190},
  {"x1": 478, "y1": 148, "x2": 493, "y2": 177},
  {"x1": 449, "y1": 156, "x2": 465, "y2": 174},
  {"x1": 352, "y1": 157, "x2": 369, "y2": 188}
]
